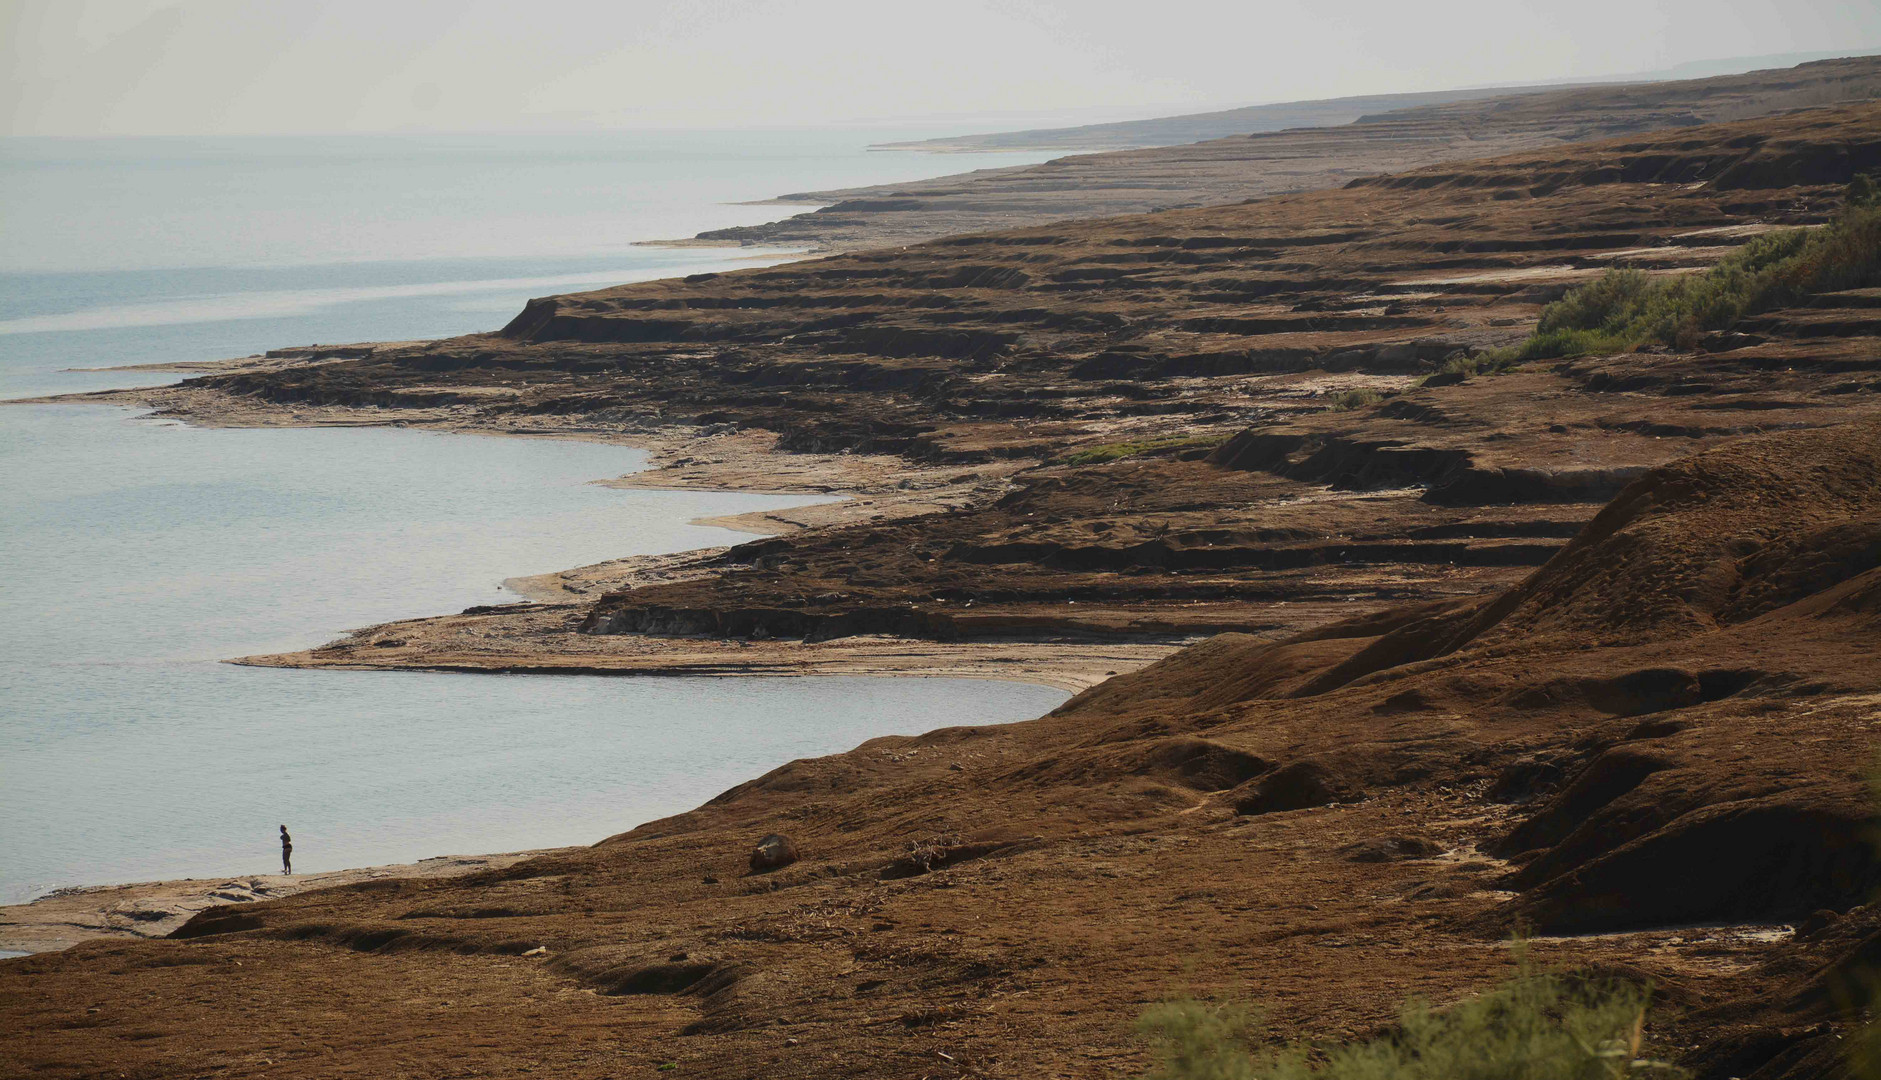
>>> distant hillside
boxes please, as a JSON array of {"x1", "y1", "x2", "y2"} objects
[
  {"x1": 878, "y1": 49, "x2": 1878, "y2": 154},
  {"x1": 872, "y1": 86, "x2": 1564, "y2": 154},
  {"x1": 689, "y1": 54, "x2": 1881, "y2": 252}
]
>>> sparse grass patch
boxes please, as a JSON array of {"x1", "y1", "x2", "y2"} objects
[
  {"x1": 1438, "y1": 353, "x2": 1496, "y2": 377},
  {"x1": 1138, "y1": 952, "x2": 1683, "y2": 1080},
  {"x1": 1417, "y1": 352, "x2": 1520, "y2": 385},
  {"x1": 1513, "y1": 198, "x2": 1881, "y2": 359},
  {"x1": 1060, "y1": 434, "x2": 1227, "y2": 466},
  {"x1": 1327, "y1": 388, "x2": 1383, "y2": 411}
]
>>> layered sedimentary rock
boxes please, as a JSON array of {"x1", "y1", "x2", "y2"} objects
[
  {"x1": 209, "y1": 103, "x2": 1881, "y2": 658},
  {"x1": 7, "y1": 100, "x2": 1881, "y2": 1080}
]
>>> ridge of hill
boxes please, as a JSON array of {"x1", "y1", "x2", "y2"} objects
[
  {"x1": 877, "y1": 50, "x2": 1878, "y2": 154},
  {"x1": 872, "y1": 85, "x2": 1575, "y2": 154},
  {"x1": 688, "y1": 54, "x2": 1881, "y2": 252}
]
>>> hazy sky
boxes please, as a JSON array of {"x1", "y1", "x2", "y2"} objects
[{"x1": 5, "y1": 0, "x2": 1880, "y2": 137}]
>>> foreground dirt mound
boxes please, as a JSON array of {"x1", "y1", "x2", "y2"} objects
[
  {"x1": 1485, "y1": 421, "x2": 1881, "y2": 642},
  {"x1": 1075, "y1": 419, "x2": 1881, "y2": 940},
  {"x1": 1295, "y1": 417, "x2": 1881, "y2": 693}
]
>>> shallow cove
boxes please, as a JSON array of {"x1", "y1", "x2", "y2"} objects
[{"x1": 0, "y1": 404, "x2": 1068, "y2": 904}]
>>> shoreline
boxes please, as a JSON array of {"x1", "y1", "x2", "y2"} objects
[
  {"x1": 231, "y1": 632, "x2": 1167, "y2": 695},
  {"x1": 28, "y1": 373, "x2": 1174, "y2": 696},
  {"x1": 4, "y1": 373, "x2": 1169, "y2": 951},
  {"x1": 0, "y1": 850, "x2": 556, "y2": 955},
  {"x1": 0, "y1": 114, "x2": 1280, "y2": 962}
]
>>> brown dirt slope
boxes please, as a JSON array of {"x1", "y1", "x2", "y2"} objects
[
  {"x1": 5, "y1": 419, "x2": 1881, "y2": 1079},
  {"x1": 701, "y1": 54, "x2": 1881, "y2": 250}
]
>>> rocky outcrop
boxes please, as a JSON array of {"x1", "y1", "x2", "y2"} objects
[{"x1": 748, "y1": 834, "x2": 800, "y2": 874}]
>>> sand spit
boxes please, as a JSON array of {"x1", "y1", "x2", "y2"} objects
[
  {"x1": 31, "y1": 380, "x2": 1173, "y2": 696},
  {"x1": 0, "y1": 851, "x2": 550, "y2": 954}
]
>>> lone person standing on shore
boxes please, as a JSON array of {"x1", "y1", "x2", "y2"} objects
[{"x1": 280, "y1": 825, "x2": 293, "y2": 876}]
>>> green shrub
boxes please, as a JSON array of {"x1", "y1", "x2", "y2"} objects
[
  {"x1": 1138, "y1": 955, "x2": 1684, "y2": 1080},
  {"x1": 1849, "y1": 173, "x2": 1880, "y2": 208},
  {"x1": 1327, "y1": 388, "x2": 1383, "y2": 411},
  {"x1": 1060, "y1": 434, "x2": 1227, "y2": 466},
  {"x1": 1515, "y1": 200, "x2": 1881, "y2": 359},
  {"x1": 1417, "y1": 352, "x2": 1519, "y2": 385},
  {"x1": 1438, "y1": 353, "x2": 1498, "y2": 377}
]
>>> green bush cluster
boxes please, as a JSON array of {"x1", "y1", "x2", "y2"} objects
[
  {"x1": 1436, "y1": 353, "x2": 1502, "y2": 378},
  {"x1": 1416, "y1": 352, "x2": 1519, "y2": 385},
  {"x1": 1327, "y1": 388, "x2": 1384, "y2": 411},
  {"x1": 1137, "y1": 956, "x2": 1683, "y2": 1080},
  {"x1": 1516, "y1": 197, "x2": 1881, "y2": 360},
  {"x1": 1849, "y1": 172, "x2": 1880, "y2": 209}
]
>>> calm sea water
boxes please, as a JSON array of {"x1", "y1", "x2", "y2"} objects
[
  {"x1": 0, "y1": 132, "x2": 1068, "y2": 906},
  {"x1": 0, "y1": 130, "x2": 1057, "y2": 399}
]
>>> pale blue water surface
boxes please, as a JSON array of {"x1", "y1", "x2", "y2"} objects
[
  {"x1": 0, "y1": 131, "x2": 1068, "y2": 906},
  {"x1": 0, "y1": 130, "x2": 1057, "y2": 399}
]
